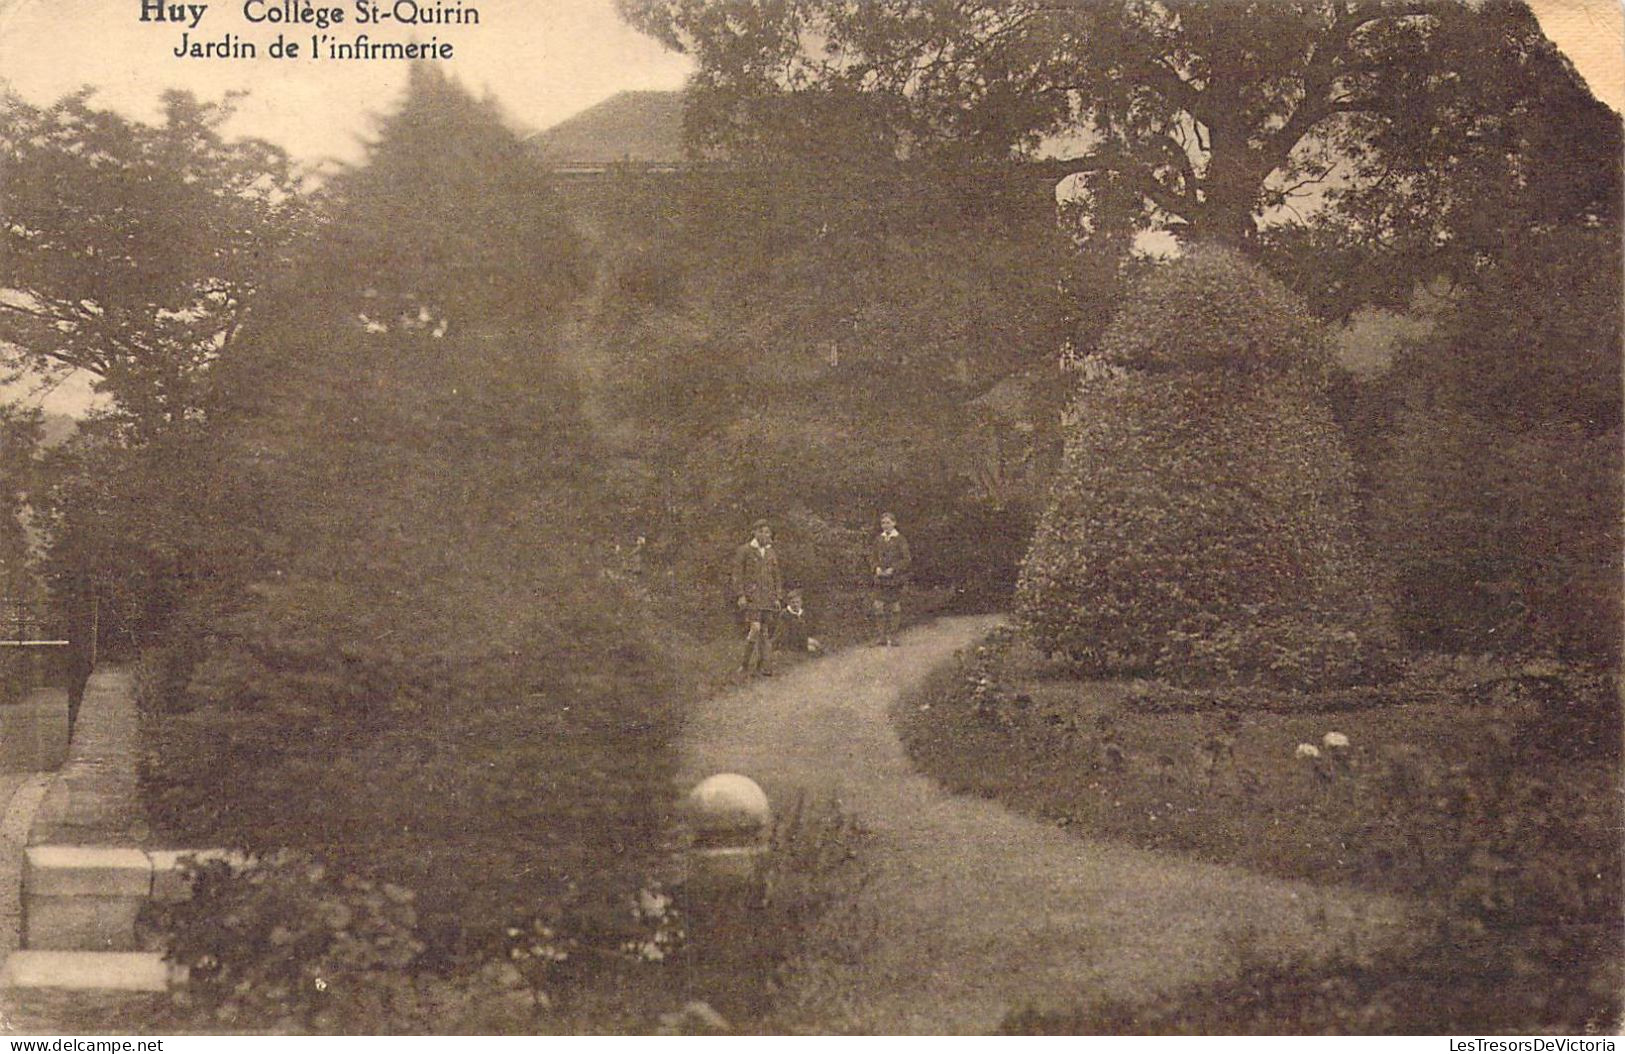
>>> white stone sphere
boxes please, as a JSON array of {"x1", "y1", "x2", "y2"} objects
[{"x1": 686, "y1": 774, "x2": 771, "y2": 838}]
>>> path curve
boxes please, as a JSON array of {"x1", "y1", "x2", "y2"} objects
[{"x1": 682, "y1": 615, "x2": 1415, "y2": 1034}]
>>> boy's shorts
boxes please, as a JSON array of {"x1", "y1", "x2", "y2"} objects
[{"x1": 872, "y1": 584, "x2": 904, "y2": 610}]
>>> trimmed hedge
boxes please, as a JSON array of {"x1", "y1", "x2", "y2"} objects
[
  {"x1": 1017, "y1": 248, "x2": 1395, "y2": 689},
  {"x1": 1095, "y1": 245, "x2": 1330, "y2": 375}
]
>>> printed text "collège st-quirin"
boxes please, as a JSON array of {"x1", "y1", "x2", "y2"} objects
[
  {"x1": 145, "y1": 0, "x2": 478, "y2": 61},
  {"x1": 143, "y1": 0, "x2": 480, "y2": 30}
]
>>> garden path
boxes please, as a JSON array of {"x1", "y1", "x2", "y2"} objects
[{"x1": 681, "y1": 615, "x2": 1418, "y2": 1034}]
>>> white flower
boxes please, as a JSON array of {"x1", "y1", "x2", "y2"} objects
[
  {"x1": 1295, "y1": 743, "x2": 1321, "y2": 759},
  {"x1": 638, "y1": 888, "x2": 670, "y2": 919},
  {"x1": 1322, "y1": 732, "x2": 1350, "y2": 749}
]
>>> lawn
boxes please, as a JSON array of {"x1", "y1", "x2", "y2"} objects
[{"x1": 897, "y1": 628, "x2": 1623, "y2": 1033}]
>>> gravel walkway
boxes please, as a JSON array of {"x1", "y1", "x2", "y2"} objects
[{"x1": 681, "y1": 615, "x2": 1417, "y2": 1034}]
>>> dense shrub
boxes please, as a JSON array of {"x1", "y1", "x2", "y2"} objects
[
  {"x1": 1372, "y1": 227, "x2": 1622, "y2": 662},
  {"x1": 151, "y1": 800, "x2": 872, "y2": 1034},
  {"x1": 1378, "y1": 412, "x2": 1621, "y2": 660},
  {"x1": 906, "y1": 495, "x2": 1036, "y2": 607},
  {"x1": 0, "y1": 406, "x2": 42, "y2": 599},
  {"x1": 159, "y1": 852, "x2": 438, "y2": 1034},
  {"x1": 1018, "y1": 248, "x2": 1395, "y2": 689},
  {"x1": 675, "y1": 794, "x2": 875, "y2": 1031},
  {"x1": 579, "y1": 167, "x2": 1068, "y2": 614},
  {"x1": 153, "y1": 850, "x2": 690, "y2": 1034}
]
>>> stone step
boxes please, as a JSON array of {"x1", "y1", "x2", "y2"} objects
[
  {"x1": 1, "y1": 951, "x2": 179, "y2": 992},
  {"x1": 22, "y1": 846, "x2": 245, "y2": 952}
]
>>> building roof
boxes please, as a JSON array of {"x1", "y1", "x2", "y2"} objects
[{"x1": 526, "y1": 90, "x2": 686, "y2": 166}]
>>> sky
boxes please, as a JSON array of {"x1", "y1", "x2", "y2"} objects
[
  {"x1": 0, "y1": 0, "x2": 1620, "y2": 413},
  {"x1": 0, "y1": 0, "x2": 1618, "y2": 167},
  {"x1": 0, "y1": 0, "x2": 694, "y2": 166}
]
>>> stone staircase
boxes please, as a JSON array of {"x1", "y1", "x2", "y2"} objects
[
  {"x1": 3, "y1": 845, "x2": 235, "y2": 994},
  {"x1": 1, "y1": 669, "x2": 220, "y2": 1015}
]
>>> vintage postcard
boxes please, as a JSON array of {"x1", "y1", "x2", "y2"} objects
[{"x1": 0, "y1": 0, "x2": 1619, "y2": 1040}]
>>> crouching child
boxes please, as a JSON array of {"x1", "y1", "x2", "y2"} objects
[{"x1": 775, "y1": 589, "x2": 823, "y2": 656}]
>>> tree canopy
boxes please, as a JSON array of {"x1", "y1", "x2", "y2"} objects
[
  {"x1": 0, "y1": 90, "x2": 309, "y2": 435},
  {"x1": 621, "y1": 0, "x2": 1619, "y2": 308}
]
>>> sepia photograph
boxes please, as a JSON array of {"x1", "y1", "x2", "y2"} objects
[{"x1": 0, "y1": 0, "x2": 1620, "y2": 1038}]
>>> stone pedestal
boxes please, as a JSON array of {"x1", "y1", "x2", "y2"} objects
[{"x1": 684, "y1": 773, "x2": 772, "y2": 890}]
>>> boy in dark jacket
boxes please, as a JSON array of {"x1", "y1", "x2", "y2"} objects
[
  {"x1": 871, "y1": 512, "x2": 911, "y2": 646},
  {"x1": 774, "y1": 589, "x2": 823, "y2": 655},
  {"x1": 732, "y1": 519, "x2": 783, "y2": 675}
]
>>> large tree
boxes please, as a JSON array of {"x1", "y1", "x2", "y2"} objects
[
  {"x1": 0, "y1": 90, "x2": 308, "y2": 435},
  {"x1": 621, "y1": 0, "x2": 1618, "y2": 302}
]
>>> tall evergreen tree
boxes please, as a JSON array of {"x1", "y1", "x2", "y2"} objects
[{"x1": 143, "y1": 68, "x2": 681, "y2": 942}]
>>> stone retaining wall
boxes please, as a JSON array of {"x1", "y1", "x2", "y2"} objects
[
  {"x1": 28, "y1": 668, "x2": 147, "y2": 848},
  {"x1": 1, "y1": 666, "x2": 189, "y2": 1007}
]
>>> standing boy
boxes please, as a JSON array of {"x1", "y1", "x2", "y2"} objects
[
  {"x1": 732, "y1": 519, "x2": 783, "y2": 676},
  {"x1": 871, "y1": 512, "x2": 911, "y2": 647}
]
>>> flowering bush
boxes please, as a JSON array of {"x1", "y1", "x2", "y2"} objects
[
  {"x1": 950, "y1": 625, "x2": 1021, "y2": 725},
  {"x1": 675, "y1": 793, "x2": 875, "y2": 1033},
  {"x1": 152, "y1": 852, "x2": 693, "y2": 1034},
  {"x1": 155, "y1": 851, "x2": 448, "y2": 1033}
]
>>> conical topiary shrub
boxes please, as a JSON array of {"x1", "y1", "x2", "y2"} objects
[{"x1": 1016, "y1": 246, "x2": 1396, "y2": 690}]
